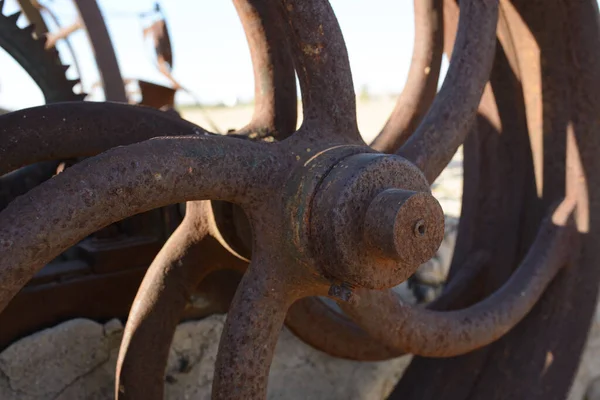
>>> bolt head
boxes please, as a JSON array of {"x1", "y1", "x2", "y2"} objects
[{"x1": 364, "y1": 189, "x2": 445, "y2": 268}]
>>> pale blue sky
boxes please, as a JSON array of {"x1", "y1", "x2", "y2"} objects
[{"x1": 2, "y1": 0, "x2": 430, "y2": 109}]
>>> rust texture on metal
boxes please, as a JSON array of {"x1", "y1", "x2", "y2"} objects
[
  {"x1": 115, "y1": 1, "x2": 298, "y2": 397},
  {"x1": 398, "y1": 0, "x2": 498, "y2": 183},
  {"x1": 0, "y1": 0, "x2": 598, "y2": 399},
  {"x1": 0, "y1": 102, "x2": 211, "y2": 175},
  {"x1": 234, "y1": 0, "x2": 297, "y2": 139},
  {"x1": 389, "y1": 0, "x2": 599, "y2": 398},
  {"x1": 343, "y1": 202, "x2": 577, "y2": 357},
  {"x1": 116, "y1": 201, "x2": 246, "y2": 399},
  {"x1": 281, "y1": 0, "x2": 361, "y2": 140},
  {"x1": 285, "y1": 251, "x2": 488, "y2": 362},
  {"x1": 0, "y1": 134, "x2": 279, "y2": 311}
]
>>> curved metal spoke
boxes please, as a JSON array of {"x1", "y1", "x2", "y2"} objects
[
  {"x1": 0, "y1": 102, "x2": 213, "y2": 175},
  {"x1": 397, "y1": 0, "x2": 498, "y2": 183},
  {"x1": 116, "y1": 201, "x2": 246, "y2": 400},
  {"x1": 234, "y1": 0, "x2": 297, "y2": 139},
  {"x1": 281, "y1": 0, "x2": 361, "y2": 141},
  {"x1": 344, "y1": 202, "x2": 577, "y2": 357},
  {"x1": 425, "y1": 250, "x2": 488, "y2": 311},
  {"x1": 212, "y1": 251, "x2": 298, "y2": 399},
  {"x1": 0, "y1": 135, "x2": 278, "y2": 312},
  {"x1": 371, "y1": 0, "x2": 444, "y2": 153},
  {"x1": 73, "y1": 0, "x2": 127, "y2": 102},
  {"x1": 287, "y1": 252, "x2": 487, "y2": 361},
  {"x1": 286, "y1": 297, "x2": 403, "y2": 361}
]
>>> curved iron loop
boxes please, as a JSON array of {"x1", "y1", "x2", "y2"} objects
[
  {"x1": 0, "y1": 135, "x2": 280, "y2": 312},
  {"x1": 234, "y1": 0, "x2": 297, "y2": 139},
  {"x1": 0, "y1": 102, "x2": 214, "y2": 175},
  {"x1": 73, "y1": 0, "x2": 127, "y2": 102},
  {"x1": 342, "y1": 201, "x2": 577, "y2": 357},
  {"x1": 286, "y1": 250, "x2": 488, "y2": 361},
  {"x1": 397, "y1": 0, "x2": 498, "y2": 183},
  {"x1": 280, "y1": 0, "x2": 362, "y2": 142},
  {"x1": 286, "y1": 297, "x2": 403, "y2": 361},
  {"x1": 425, "y1": 250, "x2": 489, "y2": 311},
  {"x1": 116, "y1": 201, "x2": 246, "y2": 400},
  {"x1": 116, "y1": 1, "x2": 298, "y2": 390},
  {"x1": 0, "y1": 161, "x2": 61, "y2": 211},
  {"x1": 370, "y1": 0, "x2": 444, "y2": 153},
  {"x1": 212, "y1": 250, "x2": 305, "y2": 399}
]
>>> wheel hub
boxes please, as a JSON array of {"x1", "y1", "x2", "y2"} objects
[{"x1": 307, "y1": 151, "x2": 444, "y2": 289}]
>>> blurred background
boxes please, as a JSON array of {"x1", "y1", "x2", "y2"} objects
[{"x1": 0, "y1": 0, "x2": 450, "y2": 111}]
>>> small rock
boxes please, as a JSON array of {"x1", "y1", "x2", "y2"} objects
[
  {"x1": 413, "y1": 257, "x2": 447, "y2": 286},
  {"x1": 104, "y1": 318, "x2": 124, "y2": 337},
  {"x1": 0, "y1": 319, "x2": 109, "y2": 397}
]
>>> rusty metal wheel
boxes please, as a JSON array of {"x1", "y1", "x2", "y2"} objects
[
  {"x1": 0, "y1": 0, "x2": 598, "y2": 400},
  {"x1": 0, "y1": 0, "x2": 85, "y2": 210}
]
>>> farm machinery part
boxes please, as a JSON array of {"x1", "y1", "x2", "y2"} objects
[
  {"x1": 14, "y1": 0, "x2": 183, "y2": 108},
  {"x1": 0, "y1": 0, "x2": 194, "y2": 345},
  {"x1": 0, "y1": 1, "x2": 599, "y2": 400}
]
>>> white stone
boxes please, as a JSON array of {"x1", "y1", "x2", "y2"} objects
[
  {"x1": 0, "y1": 315, "x2": 409, "y2": 400},
  {"x1": 0, "y1": 319, "x2": 109, "y2": 398},
  {"x1": 569, "y1": 307, "x2": 600, "y2": 400}
]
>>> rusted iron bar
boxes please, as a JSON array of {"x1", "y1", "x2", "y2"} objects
[
  {"x1": 397, "y1": 0, "x2": 498, "y2": 183},
  {"x1": 0, "y1": 102, "x2": 212, "y2": 175},
  {"x1": 280, "y1": 0, "x2": 361, "y2": 141},
  {"x1": 73, "y1": 0, "x2": 127, "y2": 102},
  {"x1": 343, "y1": 202, "x2": 577, "y2": 357},
  {"x1": 286, "y1": 297, "x2": 403, "y2": 361},
  {"x1": 371, "y1": 0, "x2": 444, "y2": 153},
  {"x1": 115, "y1": 2, "x2": 298, "y2": 396},
  {"x1": 212, "y1": 250, "x2": 306, "y2": 400},
  {"x1": 116, "y1": 201, "x2": 246, "y2": 400},
  {"x1": 205, "y1": 140, "x2": 446, "y2": 398},
  {"x1": 15, "y1": 0, "x2": 47, "y2": 37},
  {"x1": 286, "y1": 252, "x2": 488, "y2": 361},
  {"x1": 234, "y1": 0, "x2": 297, "y2": 138},
  {"x1": 0, "y1": 135, "x2": 279, "y2": 312},
  {"x1": 425, "y1": 250, "x2": 489, "y2": 311}
]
